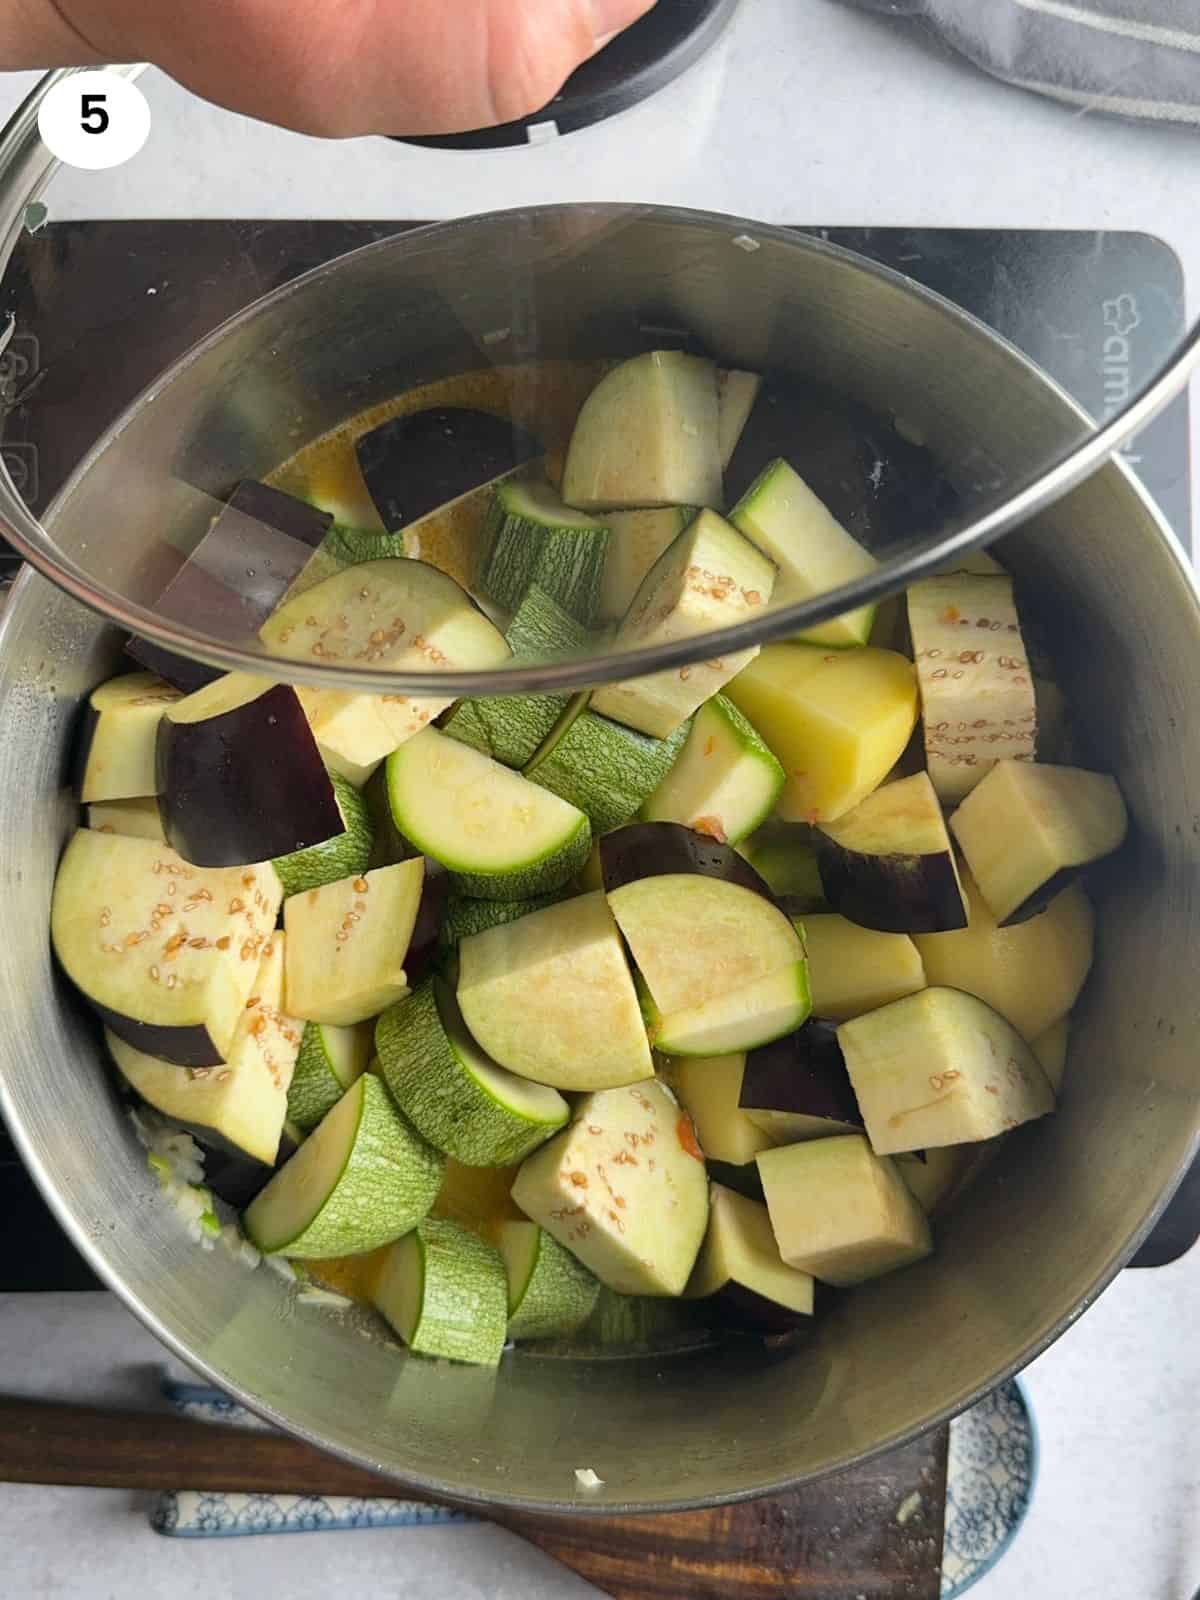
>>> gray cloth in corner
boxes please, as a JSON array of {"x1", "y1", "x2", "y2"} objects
[{"x1": 845, "y1": 0, "x2": 1200, "y2": 125}]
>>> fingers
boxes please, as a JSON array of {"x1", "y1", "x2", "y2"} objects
[{"x1": 57, "y1": 0, "x2": 659, "y2": 139}]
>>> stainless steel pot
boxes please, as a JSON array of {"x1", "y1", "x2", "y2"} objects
[{"x1": 1, "y1": 212, "x2": 1197, "y2": 1514}]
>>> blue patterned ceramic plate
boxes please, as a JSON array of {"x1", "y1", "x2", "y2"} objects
[{"x1": 152, "y1": 1373, "x2": 1036, "y2": 1587}]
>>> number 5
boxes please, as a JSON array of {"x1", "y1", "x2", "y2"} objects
[{"x1": 80, "y1": 94, "x2": 109, "y2": 136}]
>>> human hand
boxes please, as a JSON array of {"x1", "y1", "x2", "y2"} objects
[{"x1": 3, "y1": 0, "x2": 657, "y2": 136}]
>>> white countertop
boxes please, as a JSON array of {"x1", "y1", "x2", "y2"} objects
[{"x1": 0, "y1": 3, "x2": 1197, "y2": 1594}]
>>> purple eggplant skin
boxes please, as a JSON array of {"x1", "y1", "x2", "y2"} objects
[
  {"x1": 705, "y1": 1159, "x2": 764, "y2": 1204},
  {"x1": 999, "y1": 868, "x2": 1080, "y2": 928},
  {"x1": 158, "y1": 1118, "x2": 302, "y2": 1208},
  {"x1": 740, "y1": 1020, "x2": 864, "y2": 1130},
  {"x1": 126, "y1": 481, "x2": 333, "y2": 681},
  {"x1": 93, "y1": 1000, "x2": 224, "y2": 1068},
  {"x1": 600, "y1": 822, "x2": 779, "y2": 903},
  {"x1": 404, "y1": 863, "x2": 450, "y2": 987},
  {"x1": 355, "y1": 408, "x2": 542, "y2": 531},
  {"x1": 815, "y1": 837, "x2": 968, "y2": 936},
  {"x1": 156, "y1": 684, "x2": 342, "y2": 868}
]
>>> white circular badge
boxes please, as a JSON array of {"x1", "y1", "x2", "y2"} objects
[{"x1": 38, "y1": 72, "x2": 151, "y2": 172}]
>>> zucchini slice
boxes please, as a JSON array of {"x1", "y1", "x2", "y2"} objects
[
  {"x1": 106, "y1": 934, "x2": 301, "y2": 1168},
  {"x1": 597, "y1": 506, "x2": 695, "y2": 625},
  {"x1": 802, "y1": 913, "x2": 926, "y2": 1021},
  {"x1": 511, "y1": 1079, "x2": 710, "y2": 1297},
  {"x1": 243, "y1": 1074, "x2": 444, "y2": 1258},
  {"x1": 725, "y1": 642, "x2": 919, "y2": 824},
  {"x1": 647, "y1": 962, "x2": 811, "y2": 1058},
  {"x1": 283, "y1": 858, "x2": 427, "y2": 1025},
  {"x1": 457, "y1": 891, "x2": 653, "y2": 1091},
  {"x1": 562, "y1": 351, "x2": 723, "y2": 512},
  {"x1": 74, "y1": 673, "x2": 181, "y2": 803},
  {"x1": 287, "y1": 1019, "x2": 373, "y2": 1132},
  {"x1": 384, "y1": 727, "x2": 590, "y2": 901},
  {"x1": 838, "y1": 986, "x2": 1055, "y2": 1155},
  {"x1": 913, "y1": 870, "x2": 1093, "y2": 1042},
  {"x1": 442, "y1": 584, "x2": 591, "y2": 770},
  {"x1": 273, "y1": 770, "x2": 374, "y2": 898},
  {"x1": 730, "y1": 457, "x2": 878, "y2": 647},
  {"x1": 816, "y1": 771, "x2": 967, "y2": 933},
  {"x1": 258, "y1": 557, "x2": 511, "y2": 768},
  {"x1": 86, "y1": 796, "x2": 166, "y2": 843},
  {"x1": 640, "y1": 695, "x2": 784, "y2": 846},
  {"x1": 525, "y1": 697, "x2": 691, "y2": 837},
  {"x1": 498, "y1": 1220, "x2": 601, "y2": 1341},
  {"x1": 51, "y1": 829, "x2": 283, "y2": 1066},
  {"x1": 687, "y1": 1183, "x2": 814, "y2": 1329},
  {"x1": 906, "y1": 573, "x2": 1036, "y2": 803},
  {"x1": 376, "y1": 978, "x2": 569, "y2": 1166},
  {"x1": 949, "y1": 760, "x2": 1127, "y2": 925},
  {"x1": 373, "y1": 1216, "x2": 509, "y2": 1367},
  {"x1": 590, "y1": 509, "x2": 777, "y2": 739},
  {"x1": 438, "y1": 891, "x2": 565, "y2": 948},
  {"x1": 757, "y1": 1134, "x2": 932, "y2": 1287},
  {"x1": 481, "y1": 479, "x2": 610, "y2": 624}
]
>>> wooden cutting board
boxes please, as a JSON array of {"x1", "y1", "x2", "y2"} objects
[{"x1": 0, "y1": 1396, "x2": 947, "y2": 1599}]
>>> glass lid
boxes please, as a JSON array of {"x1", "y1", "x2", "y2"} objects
[{"x1": 0, "y1": 0, "x2": 1196, "y2": 698}]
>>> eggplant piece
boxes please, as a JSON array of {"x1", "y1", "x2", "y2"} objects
[
  {"x1": 73, "y1": 673, "x2": 182, "y2": 803},
  {"x1": 949, "y1": 760, "x2": 1127, "y2": 926},
  {"x1": 687, "y1": 1184, "x2": 814, "y2": 1332},
  {"x1": 127, "y1": 481, "x2": 333, "y2": 688},
  {"x1": 815, "y1": 772, "x2": 967, "y2": 934},
  {"x1": 599, "y1": 821, "x2": 778, "y2": 902},
  {"x1": 739, "y1": 1020, "x2": 864, "y2": 1144},
  {"x1": 181, "y1": 1119, "x2": 304, "y2": 1209},
  {"x1": 156, "y1": 677, "x2": 343, "y2": 868},
  {"x1": 355, "y1": 408, "x2": 542, "y2": 532}
]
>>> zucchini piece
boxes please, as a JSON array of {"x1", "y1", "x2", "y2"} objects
[
  {"x1": 687, "y1": 1183, "x2": 814, "y2": 1329},
  {"x1": 802, "y1": 913, "x2": 926, "y2": 1021},
  {"x1": 1032, "y1": 1016, "x2": 1070, "y2": 1093},
  {"x1": 597, "y1": 506, "x2": 694, "y2": 625},
  {"x1": 739, "y1": 1019, "x2": 864, "y2": 1144},
  {"x1": 384, "y1": 727, "x2": 590, "y2": 901},
  {"x1": 640, "y1": 695, "x2": 783, "y2": 845},
  {"x1": 816, "y1": 771, "x2": 967, "y2": 933},
  {"x1": 243, "y1": 1074, "x2": 443, "y2": 1257},
  {"x1": 481, "y1": 479, "x2": 610, "y2": 624},
  {"x1": 50, "y1": 829, "x2": 283, "y2": 1067},
  {"x1": 511, "y1": 1079, "x2": 710, "y2": 1296},
  {"x1": 438, "y1": 891, "x2": 565, "y2": 948},
  {"x1": 287, "y1": 1019, "x2": 373, "y2": 1132},
  {"x1": 913, "y1": 870, "x2": 1094, "y2": 1041},
  {"x1": 273, "y1": 770, "x2": 373, "y2": 898},
  {"x1": 376, "y1": 978, "x2": 569, "y2": 1166},
  {"x1": 442, "y1": 584, "x2": 591, "y2": 770},
  {"x1": 647, "y1": 963, "x2": 812, "y2": 1058},
  {"x1": 662, "y1": 1052, "x2": 773, "y2": 1167},
  {"x1": 372, "y1": 1216, "x2": 509, "y2": 1366},
  {"x1": 158, "y1": 676, "x2": 345, "y2": 869},
  {"x1": 562, "y1": 351, "x2": 723, "y2": 512},
  {"x1": 86, "y1": 795, "x2": 166, "y2": 843},
  {"x1": 725, "y1": 642, "x2": 919, "y2": 824},
  {"x1": 355, "y1": 406, "x2": 541, "y2": 531},
  {"x1": 259, "y1": 558, "x2": 511, "y2": 768},
  {"x1": 580, "y1": 1285, "x2": 705, "y2": 1348},
  {"x1": 498, "y1": 1220, "x2": 601, "y2": 1341},
  {"x1": 606, "y1": 873, "x2": 804, "y2": 1016},
  {"x1": 525, "y1": 697, "x2": 691, "y2": 836},
  {"x1": 730, "y1": 458, "x2": 878, "y2": 646},
  {"x1": 758, "y1": 1134, "x2": 932, "y2": 1287},
  {"x1": 74, "y1": 673, "x2": 181, "y2": 803},
  {"x1": 717, "y1": 370, "x2": 762, "y2": 471},
  {"x1": 283, "y1": 858, "x2": 427, "y2": 1025},
  {"x1": 590, "y1": 510, "x2": 777, "y2": 739},
  {"x1": 949, "y1": 760, "x2": 1127, "y2": 925},
  {"x1": 106, "y1": 934, "x2": 301, "y2": 1167},
  {"x1": 907, "y1": 574, "x2": 1036, "y2": 803},
  {"x1": 278, "y1": 525, "x2": 408, "y2": 605},
  {"x1": 838, "y1": 986, "x2": 1055, "y2": 1155},
  {"x1": 457, "y1": 891, "x2": 653, "y2": 1091}
]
